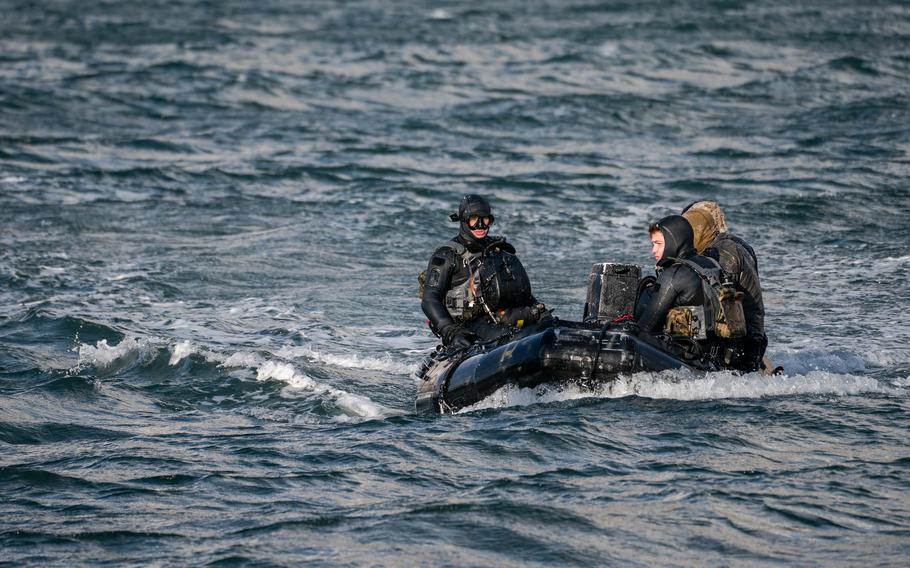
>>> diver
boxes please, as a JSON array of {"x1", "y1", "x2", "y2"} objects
[
  {"x1": 420, "y1": 194, "x2": 547, "y2": 350},
  {"x1": 681, "y1": 201, "x2": 767, "y2": 373},
  {"x1": 635, "y1": 215, "x2": 726, "y2": 359}
]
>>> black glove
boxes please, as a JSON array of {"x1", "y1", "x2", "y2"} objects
[
  {"x1": 744, "y1": 333, "x2": 769, "y2": 373},
  {"x1": 440, "y1": 324, "x2": 477, "y2": 349}
]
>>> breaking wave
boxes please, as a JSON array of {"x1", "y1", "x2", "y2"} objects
[
  {"x1": 71, "y1": 336, "x2": 392, "y2": 421},
  {"x1": 75, "y1": 336, "x2": 160, "y2": 374},
  {"x1": 275, "y1": 345, "x2": 417, "y2": 375}
]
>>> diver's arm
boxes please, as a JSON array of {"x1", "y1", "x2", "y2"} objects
[
  {"x1": 635, "y1": 269, "x2": 681, "y2": 332},
  {"x1": 717, "y1": 246, "x2": 742, "y2": 286},
  {"x1": 421, "y1": 248, "x2": 457, "y2": 333},
  {"x1": 721, "y1": 243, "x2": 765, "y2": 336}
]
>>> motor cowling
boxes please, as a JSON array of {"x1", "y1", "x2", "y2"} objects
[{"x1": 584, "y1": 263, "x2": 641, "y2": 322}]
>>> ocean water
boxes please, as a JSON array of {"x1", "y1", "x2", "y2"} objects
[{"x1": 2, "y1": 0, "x2": 910, "y2": 565}]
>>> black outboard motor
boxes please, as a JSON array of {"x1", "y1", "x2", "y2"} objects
[{"x1": 583, "y1": 263, "x2": 641, "y2": 322}]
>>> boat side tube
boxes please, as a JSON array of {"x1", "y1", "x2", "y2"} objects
[{"x1": 426, "y1": 324, "x2": 699, "y2": 413}]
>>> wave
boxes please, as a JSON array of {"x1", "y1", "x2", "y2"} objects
[
  {"x1": 75, "y1": 336, "x2": 160, "y2": 375},
  {"x1": 252, "y1": 360, "x2": 388, "y2": 421},
  {"x1": 861, "y1": 348, "x2": 910, "y2": 368},
  {"x1": 771, "y1": 348, "x2": 866, "y2": 376},
  {"x1": 178, "y1": 342, "x2": 394, "y2": 420},
  {"x1": 68, "y1": 335, "x2": 393, "y2": 421},
  {"x1": 461, "y1": 370, "x2": 904, "y2": 414},
  {"x1": 275, "y1": 345, "x2": 418, "y2": 375}
]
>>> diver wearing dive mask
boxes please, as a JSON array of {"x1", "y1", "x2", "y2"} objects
[{"x1": 420, "y1": 195, "x2": 546, "y2": 349}]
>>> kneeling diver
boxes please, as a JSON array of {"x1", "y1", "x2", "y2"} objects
[
  {"x1": 635, "y1": 215, "x2": 731, "y2": 360},
  {"x1": 682, "y1": 200, "x2": 768, "y2": 373},
  {"x1": 419, "y1": 194, "x2": 548, "y2": 349}
]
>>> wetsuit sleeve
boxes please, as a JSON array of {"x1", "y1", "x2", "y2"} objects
[
  {"x1": 634, "y1": 275, "x2": 658, "y2": 320},
  {"x1": 721, "y1": 243, "x2": 765, "y2": 337},
  {"x1": 635, "y1": 267, "x2": 682, "y2": 332},
  {"x1": 717, "y1": 247, "x2": 742, "y2": 286},
  {"x1": 421, "y1": 247, "x2": 458, "y2": 333}
]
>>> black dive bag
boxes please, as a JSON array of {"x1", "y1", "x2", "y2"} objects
[{"x1": 475, "y1": 249, "x2": 533, "y2": 310}]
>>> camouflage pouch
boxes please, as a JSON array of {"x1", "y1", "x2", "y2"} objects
[
  {"x1": 715, "y1": 286, "x2": 747, "y2": 339},
  {"x1": 417, "y1": 270, "x2": 426, "y2": 299},
  {"x1": 664, "y1": 306, "x2": 707, "y2": 340}
]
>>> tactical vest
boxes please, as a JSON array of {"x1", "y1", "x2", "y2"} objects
[
  {"x1": 663, "y1": 257, "x2": 747, "y2": 340},
  {"x1": 418, "y1": 240, "x2": 533, "y2": 323}
]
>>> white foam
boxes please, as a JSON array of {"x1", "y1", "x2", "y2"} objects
[
  {"x1": 73, "y1": 336, "x2": 390, "y2": 419},
  {"x1": 879, "y1": 255, "x2": 910, "y2": 266},
  {"x1": 862, "y1": 349, "x2": 910, "y2": 367},
  {"x1": 38, "y1": 266, "x2": 66, "y2": 276},
  {"x1": 460, "y1": 370, "x2": 902, "y2": 413},
  {"x1": 770, "y1": 348, "x2": 866, "y2": 375},
  {"x1": 168, "y1": 340, "x2": 195, "y2": 365},
  {"x1": 110, "y1": 271, "x2": 146, "y2": 282},
  {"x1": 1, "y1": 176, "x2": 26, "y2": 183},
  {"x1": 254, "y1": 360, "x2": 387, "y2": 419},
  {"x1": 212, "y1": 351, "x2": 389, "y2": 420},
  {"x1": 428, "y1": 8, "x2": 452, "y2": 20},
  {"x1": 255, "y1": 360, "x2": 315, "y2": 388},
  {"x1": 75, "y1": 336, "x2": 157, "y2": 371},
  {"x1": 217, "y1": 351, "x2": 265, "y2": 369},
  {"x1": 275, "y1": 345, "x2": 418, "y2": 375},
  {"x1": 598, "y1": 42, "x2": 619, "y2": 57}
]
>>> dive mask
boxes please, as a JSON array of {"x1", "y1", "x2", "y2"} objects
[{"x1": 467, "y1": 215, "x2": 494, "y2": 229}]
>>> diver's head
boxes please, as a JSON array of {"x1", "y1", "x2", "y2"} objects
[
  {"x1": 649, "y1": 215, "x2": 695, "y2": 261},
  {"x1": 681, "y1": 200, "x2": 727, "y2": 252},
  {"x1": 450, "y1": 194, "x2": 494, "y2": 241}
]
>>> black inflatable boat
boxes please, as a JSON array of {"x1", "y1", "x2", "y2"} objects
[{"x1": 415, "y1": 263, "x2": 720, "y2": 414}]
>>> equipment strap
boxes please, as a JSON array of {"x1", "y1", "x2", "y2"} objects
[
  {"x1": 666, "y1": 256, "x2": 722, "y2": 287},
  {"x1": 434, "y1": 240, "x2": 467, "y2": 257}
]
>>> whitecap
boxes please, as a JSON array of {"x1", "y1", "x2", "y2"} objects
[
  {"x1": 428, "y1": 8, "x2": 452, "y2": 20},
  {"x1": 276, "y1": 345, "x2": 418, "y2": 375},
  {"x1": 216, "y1": 352, "x2": 390, "y2": 420},
  {"x1": 255, "y1": 360, "x2": 388, "y2": 419},
  {"x1": 770, "y1": 348, "x2": 866, "y2": 375},
  {"x1": 168, "y1": 340, "x2": 195, "y2": 365},
  {"x1": 862, "y1": 349, "x2": 910, "y2": 367},
  {"x1": 75, "y1": 336, "x2": 158, "y2": 372},
  {"x1": 216, "y1": 351, "x2": 265, "y2": 369},
  {"x1": 598, "y1": 41, "x2": 619, "y2": 57}
]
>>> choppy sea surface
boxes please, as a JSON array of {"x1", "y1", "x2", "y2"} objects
[{"x1": 2, "y1": 1, "x2": 910, "y2": 565}]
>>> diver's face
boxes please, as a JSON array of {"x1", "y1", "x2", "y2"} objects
[
  {"x1": 467, "y1": 215, "x2": 492, "y2": 239},
  {"x1": 650, "y1": 230, "x2": 665, "y2": 261}
]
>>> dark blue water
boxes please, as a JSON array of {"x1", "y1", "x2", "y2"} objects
[{"x1": 2, "y1": 0, "x2": 910, "y2": 565}]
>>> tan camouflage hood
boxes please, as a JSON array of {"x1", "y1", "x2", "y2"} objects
[{"x1": 682, "y1": 201, "x2": 728, "y2": 253}]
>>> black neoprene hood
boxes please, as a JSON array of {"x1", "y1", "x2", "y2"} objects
[
  {"x1": 655, "y1": 214, "x2": 695, "y2": 260},
  {"x1": 457, "y1": 194, "x2": 492, "y2": 221},
  {"x1": 454, "y1": 194, "x2": 494, "y2": 244}
]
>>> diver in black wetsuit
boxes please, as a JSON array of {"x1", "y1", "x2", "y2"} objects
[
  {"x1": 682, "y1": 201, "x2": 767, "y2": 372},
  {"x1": 635, "y1": 215, "x2": 720, "y2": 334},
  {"x1": 420, "y1": 195, "x2": 546, "y2": 349}
]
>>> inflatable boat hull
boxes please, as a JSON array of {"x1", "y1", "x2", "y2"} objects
[{"x1": 415, "y1": 323, "x2": 714, "y2": 414}]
